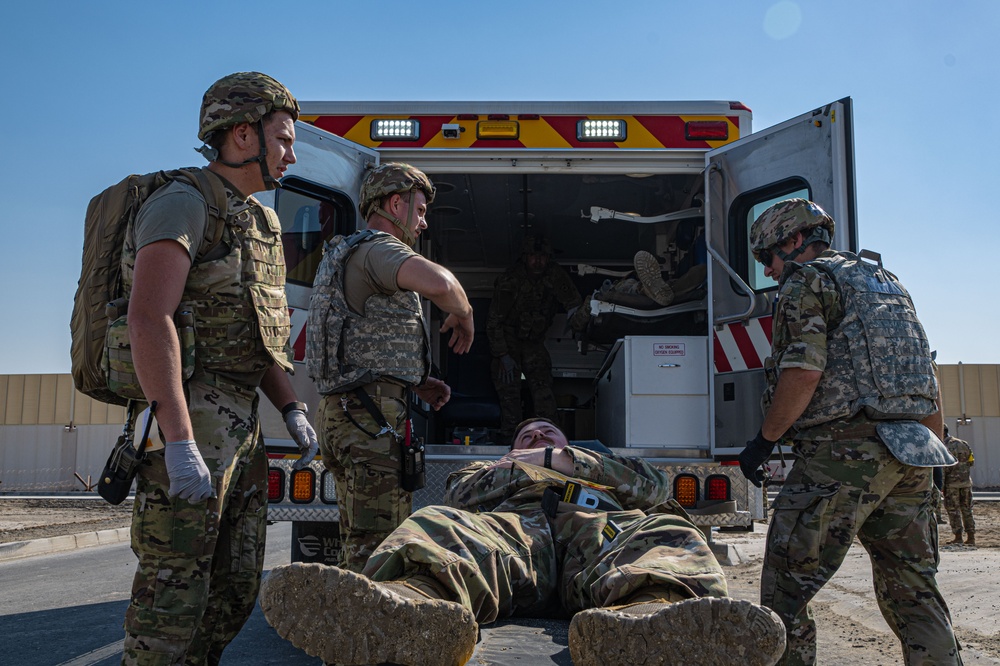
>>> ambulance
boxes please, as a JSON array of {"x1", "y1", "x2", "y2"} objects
[{"x1": 255, "y1": 98, "x2": 857, "y2": 564}]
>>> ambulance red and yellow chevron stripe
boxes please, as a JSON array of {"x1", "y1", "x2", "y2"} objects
[{"x1": 301, "y1": 102, "x2": 750, "y2": 150}]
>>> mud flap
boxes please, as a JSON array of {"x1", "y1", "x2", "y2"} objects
[{"x1": 876, "y1": 421, "x2": 956, "y2": 467}]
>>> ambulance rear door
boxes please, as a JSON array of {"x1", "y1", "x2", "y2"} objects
[
  {"x1": 256, "y1": 121, "x2": 379, "y2": 445},
  {"x1": 705, "y1": 97, "x2": 857, "y2": 455}
]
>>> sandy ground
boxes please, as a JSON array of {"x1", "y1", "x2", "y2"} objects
[{"x1": 2, "y1": 497, "x2": 999, "y2": 664}]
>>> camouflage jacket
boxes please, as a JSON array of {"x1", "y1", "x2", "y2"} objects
[
  {"x1": 943, "y1": 436, "x2": 974, "y2": 488},
  {"x1": 443, "y1": 446, "x2": 672, "y2": 514},
  {"x1": 765, "y1": 250, "x2": 937, "y2": 432},
  {"x1": 486, "y1": 262, "x2": 581, "y2": 353}
]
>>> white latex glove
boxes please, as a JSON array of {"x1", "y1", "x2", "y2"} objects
[
  {"x1": 285, "y1": 410, "x2": 319, "y2": 470},
  {"x1": 164, "y1": 439, "x2": 214, "y2": 501}
]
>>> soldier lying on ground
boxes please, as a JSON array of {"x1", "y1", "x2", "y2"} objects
[{"x1": 259, "y1": 418, "x2": 786, "y2": 666}]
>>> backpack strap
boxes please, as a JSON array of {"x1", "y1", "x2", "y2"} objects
[{"x1": 186, "y1": 168, "x2": 229, "y2": 262}]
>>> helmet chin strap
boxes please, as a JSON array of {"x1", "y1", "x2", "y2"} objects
[
  {"x1": 775, "y1": 226, "x2": 832, "y2": 263},
  {"x1": 195, "y1": 120, "x2": 280, "y2": 191},
  {"x1": 373, "y1": 193, "x2": 417, "y2": 246}
]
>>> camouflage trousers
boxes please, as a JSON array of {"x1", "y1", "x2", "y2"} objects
[
  {"x1": 944, "y1": 487, "x2": 975, "y2": 535},
  {"x1": 492, "y1": 338, "x2": 557, "y2": 444},
  {"x1": 762, "y1": 436, "x2": 960, "y2": 666},
  {"x1": 317, "y1": 387, "x2": 411, "y2": 573},
  {"x1": 123, "y1": 376, "x2": 267, "y2": 666},
  {"x1": 363, "y1": 500, "x2": 727, "y2": 624}
]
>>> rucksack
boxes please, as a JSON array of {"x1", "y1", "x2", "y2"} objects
[
  {"x1": 70, "y1": 168, "x2": 228, "y2": 405},
  {"x1": 305, "y1": 229, "x2": 382, "y2": 395}
]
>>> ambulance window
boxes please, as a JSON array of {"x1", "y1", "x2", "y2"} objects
[
  {"x1": 735, "y1": 184, "x2": 809, "y2": 292},
  {"x1": 275, "y1": 179, "x2": 355, "y2": 287}
]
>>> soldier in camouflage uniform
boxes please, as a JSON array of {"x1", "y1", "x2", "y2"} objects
[
  {"x1": 943, "y1": 425, "x2": 976, "y2": 545},
  {"x1": 120, "y1": 73, "x2": 319, "y2": 663},
  {"x1": 260, "y1": 418, "x2": 787, "y2": 666},
  {"x1": 738, "y1": 199, "x2": 961, "y2": 665},
  {"x1": 307, "y1": 163, "x2": 475, "y2": 572},
  {"x1": 487, "y1": 234, "x2": 582, "y2": 444}
]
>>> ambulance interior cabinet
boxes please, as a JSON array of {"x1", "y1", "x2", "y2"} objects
[{"x1": 595, "y1": 336, "x2": 710, "y2": 448}]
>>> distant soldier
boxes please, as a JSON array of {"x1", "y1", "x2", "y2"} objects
[
  {"x1": 487, "y1": 234, "x2": 582, "y2": 445},
  {"x1": 943, "y1": 424, "x2": 976, "y2": 545}
]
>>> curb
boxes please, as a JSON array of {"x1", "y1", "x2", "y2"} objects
[{"x1": 0, "y1": 527, "x2": 131, "y2": 562}]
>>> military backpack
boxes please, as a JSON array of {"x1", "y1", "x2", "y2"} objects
[{"x1": 70, "y1": 168, "x2": 228, "y2": 405}]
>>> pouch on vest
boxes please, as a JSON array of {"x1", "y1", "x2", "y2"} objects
[
  {"x1": 71, "y1": 168, "x2": 227, "y2": 405},
  {"x1": 876, "y1": 421, "x2": 957, "y2": 467},
  {"x1": 101, "y1": 303, "x2": 200, "y2": 401}
]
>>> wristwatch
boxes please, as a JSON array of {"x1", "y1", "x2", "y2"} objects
[
  {"x1": 281, "y1": 401, "x2": 308, "y2": 416},
  {"x1": 544, "y1": 446, "x2": 553, "y2": 469}
]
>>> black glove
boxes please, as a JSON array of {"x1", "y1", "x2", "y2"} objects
[{"x1": 739, "y1": 430, "x2": 777, "y2": 488}]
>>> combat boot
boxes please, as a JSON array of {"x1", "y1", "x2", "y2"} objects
[
  {"x1": 966, "y1": 532, "x2": 976, "y2": 546},
  {"x1": 259, "y1": 563, "x2": 477, "y2": 666},
  {"x1": 948, "y1": 532, "x2": 964, "y2": 545},
  {"x1": 568, "y1": 596, "x2": 786, "y2": 666},
  {"x1": 634, "y1": 251, "x2": 673, "y2": 306}
]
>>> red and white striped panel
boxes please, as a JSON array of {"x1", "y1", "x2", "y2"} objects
[
  {"x1": 713, "y1": 316, "x2": 772, "y2": 373},
  {"x1": 289, "y1": 307, "x2": 308, "y2": 364}
]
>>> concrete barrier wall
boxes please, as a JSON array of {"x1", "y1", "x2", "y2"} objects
[{"x1": 0, "y1": 424, "x2": 122, "y2": 491}]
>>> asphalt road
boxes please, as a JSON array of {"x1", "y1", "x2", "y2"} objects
[{"x1": 0, "y1": 522, "x2": 323, "y2": 665}]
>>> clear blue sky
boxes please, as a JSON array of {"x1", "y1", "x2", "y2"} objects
[{"x1": 1, "y1": 1, "x2": 997, "y2": 374}]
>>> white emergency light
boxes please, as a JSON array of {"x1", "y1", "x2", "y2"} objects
[
  {"x1": 371, "y1": 119, "x2": 420, "y2": 141},
  {"x1": 578, "y1": 119, "x2": 626, "y2": 141}
]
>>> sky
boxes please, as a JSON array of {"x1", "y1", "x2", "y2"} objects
[{"x1": 1, "y1": 0, "x2": 998, "y2": 374}]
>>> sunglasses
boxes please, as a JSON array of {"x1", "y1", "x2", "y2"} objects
[{"x1": 756, "y1": 247, "x2": 775, "y2": 268}]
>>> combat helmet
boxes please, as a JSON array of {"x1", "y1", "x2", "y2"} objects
[
  {"x1": 750, "y1": 198, "x2": 835, "y2": 265},
  {"x1": 521, "y1": 233, "x2": 553, "y2": 257},
  {"x1": 360, "y1": 163, "x2": 435, "y2": 246},
  {"x1": 195, "y1": 72, "x2": 299, "y2": 190}
]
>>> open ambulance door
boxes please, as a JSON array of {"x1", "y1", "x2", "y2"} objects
[
  {"x1": 257, "y1": 121, "x2": 379, "y2": 446},
  {"x1": 705, "y1": 97, "x2": 857, "y2": 455}
]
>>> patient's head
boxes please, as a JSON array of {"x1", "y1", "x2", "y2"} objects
[{"x1": 511, "y1": 418, "x2": 569, "y2": 451}]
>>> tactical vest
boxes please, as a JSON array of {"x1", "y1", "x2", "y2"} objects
[
  {"x1": 497, "y1": 266, "x2": 564, "y2": 341},
  {"x1": 120, "y1": 181, "x2": 292, "y2": 383},
  {"x1": 782, "y1": 251, "x2": 937, "y2": 429},
  {"x1": 306, "y1": 231, "x2": 428, "y2": 395}
]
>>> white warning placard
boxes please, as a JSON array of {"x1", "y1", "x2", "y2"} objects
[{"x1": 652, "y1": 342, "x2": 686, "y2": 356}]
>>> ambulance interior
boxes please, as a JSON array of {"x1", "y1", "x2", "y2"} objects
[{"x1": 423, "y1": 172, "x2": 710, "y2": 446}]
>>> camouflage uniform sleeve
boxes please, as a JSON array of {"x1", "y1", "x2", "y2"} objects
[
  {"x1": 549, "y1": 264, "x2": 583, "y2": 311},
  {"x1": 564, "y1": 447, "x2": 672, "y2": 510},
  {"x1": 486, "y1": 273, "x2": 517, "y2": 357},
  {"x1": 772, "y1": 264, "x2": 840, "y2": 373},
  {"x1": 443, "y1": 460, "x2": 536, "y2": 511}
]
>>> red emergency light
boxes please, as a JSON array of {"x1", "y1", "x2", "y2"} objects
[{"x1": 685, "y1": 121, "x2": 729, "y2": 141}]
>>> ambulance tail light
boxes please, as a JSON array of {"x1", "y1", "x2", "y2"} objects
[
  {"x1": 705, "y1": 475, "x2": 731, "y2": 502},
  {"x1": 290, "y1": 468, "x2": 316, "y2": 503},
  {"x1": 578, "y1": 119, "x2": 626, "y2": 142},
  {"x1": 673, "y1": 475, "x2": 699, "y2": 508},
  {"x1": 320, "y1": 471, "x2": 338, "y2": 504},
  {"x1": 267, "y1": 468, "x2": 285, "y2": 502},
  {"x1": 685, "y1": 121, "x2": 729, "y2": 141},
  {"x1": 371, "y1": 119, "x2": 420, "y2": 141}
]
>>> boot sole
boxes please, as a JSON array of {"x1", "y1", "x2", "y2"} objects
[
  {"x1": 634, "y1": 251, "x2": 674, "y2": 306},
  {"x1": 259, "y1": 563, "x2": 478, "y2": 665},
  {"x1": 569, "y1": 596, "x2": 786, "y2": 666}
]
